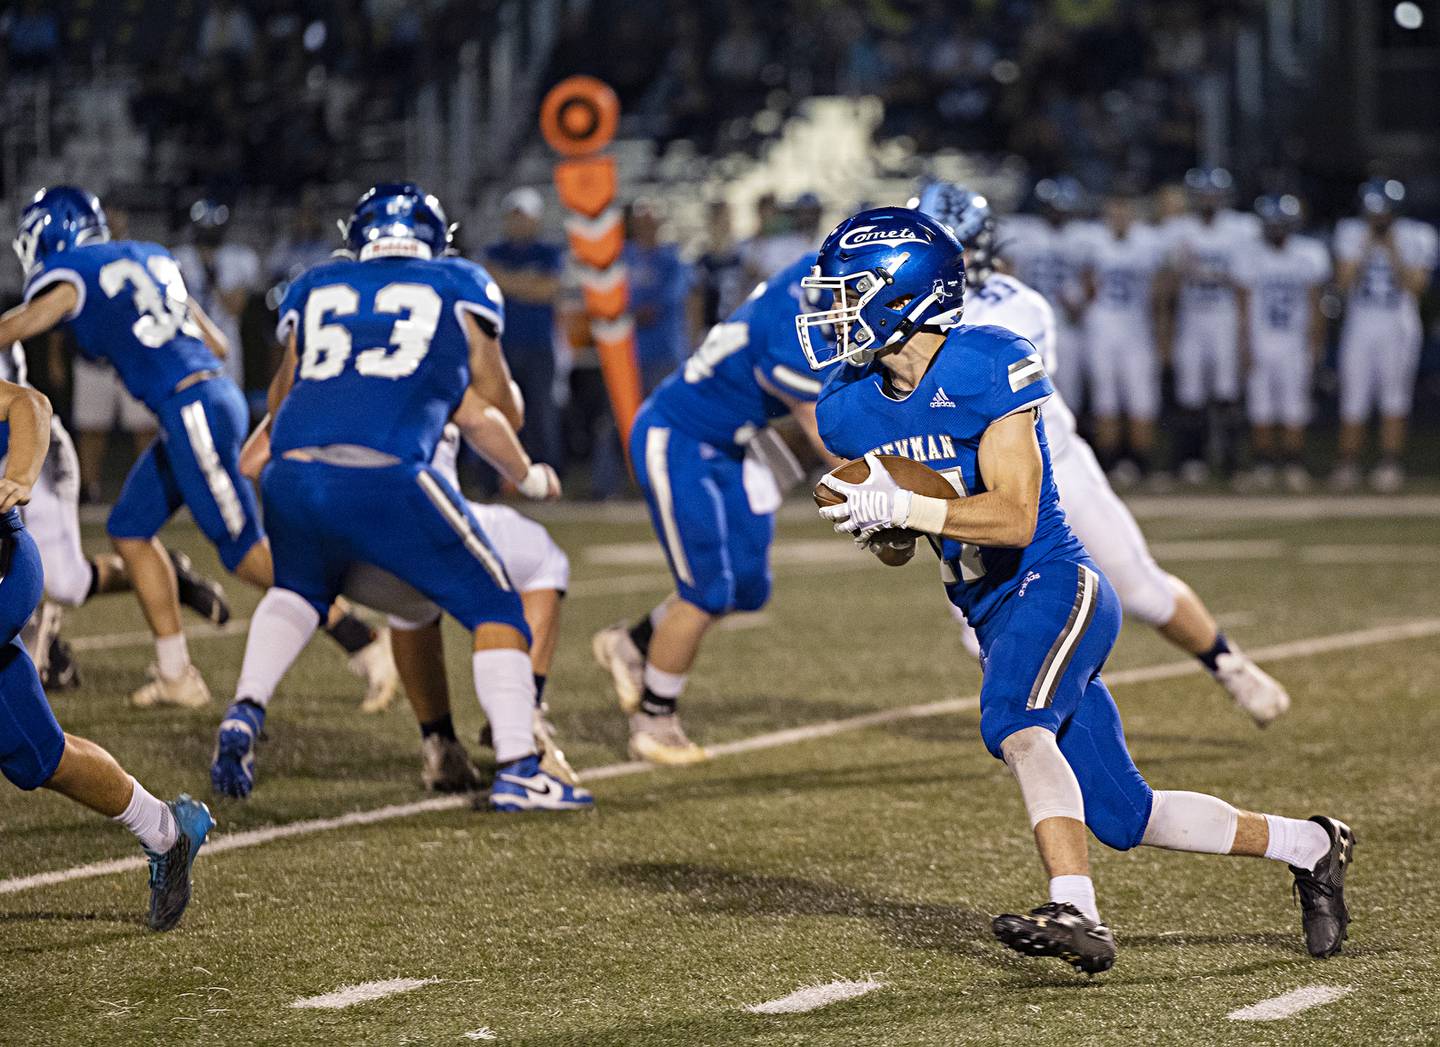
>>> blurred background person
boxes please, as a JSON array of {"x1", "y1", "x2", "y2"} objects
[
  {"x1": 1078, "y1": 187, "x2": 1169, "y2": 488},
  {"x1": 173, "y1": 199, "x2": 259, "y2": 408},
  {"x1": 691, "y1": 199, "x2": 746, "y2": 340},
  {"x1": 1331, "y1": 179, "x2": 1438, "y2": 493},
  {"x1": 483, "y1": 187, "x2": 564, "y2": 468},
  {"x1": 1162, "y1": 168, "x2": 1258, "y2": 485},
  {"x1": 624, "y1": 199, "x2": 692, "y2": 393},
  {"x1": 1233, "y1": 194, "x2": 1331, "y2": 492},
  {"x1": 999, "y1": 176, "x2": 1092, "y2": 410}
]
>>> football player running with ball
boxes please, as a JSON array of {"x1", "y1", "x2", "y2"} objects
[
  {"x1": 798, "y1": 207, "x2": 1353, "y2": 973},
  {"x1": 915, "y1": 183, "x2": 1289, "y2": 727}
]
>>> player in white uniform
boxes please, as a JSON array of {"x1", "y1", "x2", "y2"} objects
[
  {"x1": 997, "y1": 177, "x2": 1090, "y2": 409},
  {"x1": 1163, "y1": 168, "x2": 1260, "y2": 484},
  {"x1": 1076, "y1": 189, "x2": 1168, "y2": 484},
  {"x1": 1232, "y1": 195, "x2": 1331, "y2": 492},
  {"x1": 1331, "y1": 179, "x2": 1438, "y2": 493},
  {"x1": 0, "y1": 342, "x2": 229, "y2": 687},
  {"x1": 918, "y1": 183, "x2": 1289, "y2": 726}
]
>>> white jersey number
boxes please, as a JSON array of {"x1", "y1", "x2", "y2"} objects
[
  {"x1": 99, "y1": 256, "x2": 201, "y2": 348},
  {"x1": 684, "y1": 322, "x2": 749, "y2": 384},
  {"x1": 300, "y1": 282, "x2": 443, "y2": 381}
]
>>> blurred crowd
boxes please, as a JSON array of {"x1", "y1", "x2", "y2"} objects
[{"x1": 557, "y1": 0, "x2": 1237, "y2": 186}]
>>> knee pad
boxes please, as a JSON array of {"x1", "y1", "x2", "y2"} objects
[
  {"x1": 531, "y1": 538, "x2": 571, "y2": 595},
  {"x1": 1001, "y1": 727, "x2": 1085, "y2": 826},
  {"x1": 40, "y1": 551, "x2": 94, "y2": 608}
]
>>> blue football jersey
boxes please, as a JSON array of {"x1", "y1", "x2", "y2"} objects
[
  {"x1": 22, "y1": 240, "x2": 221, "y2": 411},
  {"x1": 647, "y1": 252, "x2": 823, "y2": 448},
  {"x1": 816, "y1": 324, "x2": 1087, "y2": 625},
  {"x1": 271, "y1": 254, "x2": 504, "y2": 464}
]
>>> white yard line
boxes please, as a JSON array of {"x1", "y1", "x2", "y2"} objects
[
  {"x1": 68, "y1": 619, "x2": 251, "y2": 652},
  {"x1": 1299, "y1": 545, "x2": 1440, "y2": 565},
  {"x1": 3, "y1": 618, "x2": 1439, "y2": 896},
  {"x1": 289, "y1": 978, "x2": 439, "y2": 1010},
  {"x1": 744, "y1": 978, "x2": 886, "y2": 1015},
  {"x1": 1226, "y1": 985, "x2": 1352, "y2": 1022}
]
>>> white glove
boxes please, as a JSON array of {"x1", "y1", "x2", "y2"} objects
[
  {"x1": 817, "y1": 452, "x2": 912, "y2": 537},
  {"x1": 517, "y1": 463, "x2": 561, "y2": 500}
]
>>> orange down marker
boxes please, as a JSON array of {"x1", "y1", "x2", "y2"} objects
[{"x1": 540, "y1": 76, "x2": 641, "y2": 449}]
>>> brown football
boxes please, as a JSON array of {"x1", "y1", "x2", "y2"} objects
[{"x1": 813, "y1": 454, "x2": 958, "y2": 546}]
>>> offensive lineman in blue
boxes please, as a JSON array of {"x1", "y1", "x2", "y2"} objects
[
  {"x1": 591, "y1": 253, "x2": 840, "y2": 764},
  {"x1": 800, "y1": 207, "x2": 1355, "y2": 971},
  {"x1": 0, "y1": 377, "x2": 212, "y2": 930},
  {"x1": 209, "y1": 183, "x2": 589, "y2": 811},
  {"x1": 0, "y1": 187, "x2": 396, "y2": 710}
]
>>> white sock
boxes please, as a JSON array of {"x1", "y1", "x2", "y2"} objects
[
  {"x1": 472, "y1": 648, "x2": 536, "y2": 764},
  {"x1": 642, "y1": 664, "x2": 686, "y2": 699},
  {"x1": 1049, "y1": 874, "x2": 1100, "y2": 924},
  {"x1": 155, "y1": 633, "x2": 190, "y2": 680},
  {"x1": 1264, "y1": 815, "x2": 1331, "y2": 870},
  {"x1": 1141, "y1": 790, "x2": 1239, "y2": 854},
  {"x1": 235, "y1": 589, "x2": 321, "y2": 708},
  {"x1": 114, "y1": 777, "x2": 178, "y2": 854}
]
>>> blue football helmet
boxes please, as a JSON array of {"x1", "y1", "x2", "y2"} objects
[
  {"x1": 1254, "y1": 193, "x2": 1302, "y2": 230},
  {"x1": 342, "y1": 182, "x2": 452, "y2": 260},
  {"x1": 797, "y1": 206, "x2": 965, "y2": 370},
  {"x1": 914, "y1": 181, "x2": 996, "y2": 288},
  {"x1": 1358, "y1": 178, "x2": 1404, "y2": 216},
  {"x1": 13, "y1": 186, "x2": 109, "y2": 277}
]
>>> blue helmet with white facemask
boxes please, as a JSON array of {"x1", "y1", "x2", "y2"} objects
[
  {"x1": 914, "y1": 181, "x2": 996, "y2": 288},
  {"x1": 342, "y1": 182, "x2": 452, "y2": 260},
  {"x1": 13, "y1": 186, "x2": 109, "y2": 277},
  {"x1": 796, "y1": 206, "x2": 965, "y2": 370}
]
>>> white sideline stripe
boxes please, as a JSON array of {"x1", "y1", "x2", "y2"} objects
[
  {"x1": 744, "y1": 978, "x2": 886, "y2": 1015},
  {"x1": 4, "y1": 618, "x2": 1440, "y2": 896},
  {"x1": 1147, "y1": 539, "x2": 1286, "y2": 561},
  {"x1": 1227, "y1": 985, "x2": 1352, "y2": 1022},
  {"x1": 68, "y1": 618, "x2": 251, "y2": 652},
  {"x1": 290, "y1": 977, "x2": 439, "y2": 1010},
  {"x1": 1300, "y1": 544, "x2": 1440, "y2": 565}
]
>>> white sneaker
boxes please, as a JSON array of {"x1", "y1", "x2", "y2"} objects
[
  {"x1": 131, "y1": 664, "x2": 212, "y2": 709},
  {"x1": 592, "y1": 622, "x2": 645, "y2": 714},
  {"x1": 420, "y1": 735, "x2": 482, "y2": 793},
  {"x1": 1209, "y1": 647, "x2": 1290, "y2": 727},
  {"x1": 20, "y1": 601, "x2": 64, "y2": 676},
  {"x1": 1106, "y1": 460, "x2": 1141, "y2": 490},
  {"x1": 1179, "y1": 460, "x2": 1209, "y2": 487},
  {"x1": 1369, "y1": 461, "x2": 1404, "y2": 494},
  {"x1": 1282, "y1": 463, "x2": 1312, "y2": 493},
  {"x1": 351, "y1": 627, "x2": 400, "y2": 713},
  {"x1": 628, "y1": 711, "x2": 709, "y2": 766}
]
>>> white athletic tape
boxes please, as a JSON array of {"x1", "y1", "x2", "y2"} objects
[
  {"x1": 1227, "y1": 985, "x2": 1352, "y2": 1022},
  {"x1": 3, "y1": 618, "x2": 1439, "y2": 896}
]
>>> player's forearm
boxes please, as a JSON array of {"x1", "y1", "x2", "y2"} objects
[
  {"x1": 0, "y1": 287, "x2": 71, "y2": 345},
  {"x1": 1, "y1": 386, "x2": 53, "y2": 486},
  {"x1": 457, "y1": 406, "x2": 532, "y2": 486},
  {"x1": 904, "y1": 489, "x2": 1036, "y2": 549}
]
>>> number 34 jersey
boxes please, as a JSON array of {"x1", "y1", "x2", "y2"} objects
[
  {"x1": 23, "y1": 240, "x2": 221, "y2": 411},
  {"x1": 273, "y1": 255, "x2": 505, "y2": 465}
]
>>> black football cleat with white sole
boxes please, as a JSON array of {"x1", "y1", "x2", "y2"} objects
[
  {"x1": 168, "y1": 548, "x2": 231, "y2": 626},
  {"x1": 992, "y1": 902, "x2": 1116, "y2": 974},
  {"x1": 1291, "y1": 815, "x2": 1355, "y2": 958}
]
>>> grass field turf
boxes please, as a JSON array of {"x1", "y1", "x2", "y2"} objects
[{"x1": 2, "y1": 496, "x2": 1438, "y2": 1045}]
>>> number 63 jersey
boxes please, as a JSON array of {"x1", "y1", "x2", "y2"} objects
[
  {"x1": 23, "y1": 240, "x2": 221, "y2": 410},
  {"x1": 816, "y1": 324, "x2": 1088, "y2": 627},
  {"x1": 273, "y1": 255, "x2": 505, "y2": 463}
]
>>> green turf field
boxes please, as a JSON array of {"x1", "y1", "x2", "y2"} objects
[{"x1": 2, "y1": 495, "x2": 1438, "y2": 1046}]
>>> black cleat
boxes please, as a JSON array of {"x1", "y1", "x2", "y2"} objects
[
  {"x1": 168, "y1": 548, "x2": 231, "y2": 626},
  {"x1": 41, "y1": 636, "x2": 81, "y2": 690},
  {"x1": 992, "y1": 902, "x2": 1116, "y2": 974},
  {"x1": 1291, "y1": 815, "x2": 1355, "y2": 958}
]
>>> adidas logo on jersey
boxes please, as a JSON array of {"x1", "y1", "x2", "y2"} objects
[{"x1": 930, "y1": 387, "x2": 956, "y2": 409}]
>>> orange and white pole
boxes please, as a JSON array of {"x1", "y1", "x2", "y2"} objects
[{"x1": 540, "y1": 76, "x2": 642, "y2": 450}]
